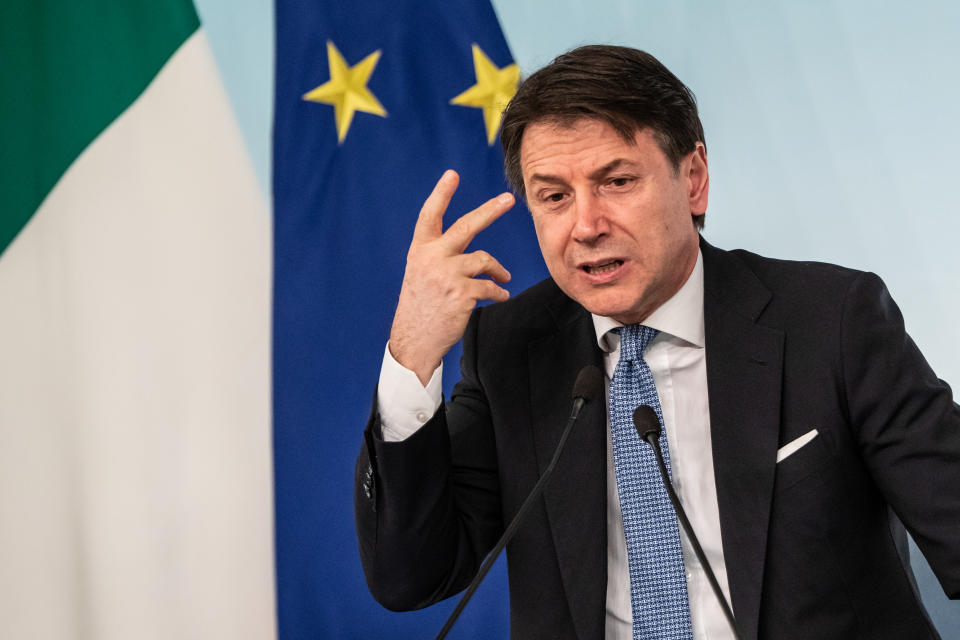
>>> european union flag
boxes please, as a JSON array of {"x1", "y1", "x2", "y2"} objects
[{"x1": 272, "y1": 0, "x2": 546, "y2": 636}]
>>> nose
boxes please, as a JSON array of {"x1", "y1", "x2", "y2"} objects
[{"x1": 571, "y1": 193, "x2": 609, "y2": 244}]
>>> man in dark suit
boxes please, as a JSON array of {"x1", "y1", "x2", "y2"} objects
[{"x1": 354, "y1": 45, "x2": 960, "y2": 639}]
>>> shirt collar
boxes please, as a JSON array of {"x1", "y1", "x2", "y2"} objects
[{"x1": 592, "y1": 248, "x2": 705, "y2": 352}]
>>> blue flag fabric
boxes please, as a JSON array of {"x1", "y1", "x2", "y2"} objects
[{"x1": 273, "y1": 0, "x2": 547, "y2": 636}]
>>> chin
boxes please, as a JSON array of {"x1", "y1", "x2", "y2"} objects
[{"x1": 576, "y1": 292, "x2": 639, "y2": 321}]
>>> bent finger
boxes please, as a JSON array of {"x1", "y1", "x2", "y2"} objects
[
  {"x1": 457, "y1": 250, "x2": 511, "y2": 284},
  {"x1": 413, "y1": 170, "x2": 460, "y2": 242},
  {"x1": 469, "y1": 278, "x2": 511, "y2": 304}
]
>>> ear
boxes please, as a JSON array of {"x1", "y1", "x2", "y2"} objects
[{"x1": 687, "y1": 142, "x2": 709, "y2": 214}]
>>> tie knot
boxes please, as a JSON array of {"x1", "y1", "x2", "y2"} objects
[{"x1": 617, "y1": 324, "x2": 659, "y2": 362}]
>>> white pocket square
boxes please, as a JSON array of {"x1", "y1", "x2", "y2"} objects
[{"x1": 776, "y1": 429, "x2": 819, "y2": 463}]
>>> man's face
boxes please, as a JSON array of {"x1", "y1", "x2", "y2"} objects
[{"x1": 521, "y1": 118, "x2": 708, "y2": 325}]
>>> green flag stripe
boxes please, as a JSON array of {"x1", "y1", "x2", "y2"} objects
[{"x1": 0, "y1": 1, "x2": 201, "y2": 256}]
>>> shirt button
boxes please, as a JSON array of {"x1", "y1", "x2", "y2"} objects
[
  {"x1": 415, "y1": 411, "x2": 429, "y2": 423},
  {"x1": 686, "y1": 572, "x2": 693, "y2": 582}
]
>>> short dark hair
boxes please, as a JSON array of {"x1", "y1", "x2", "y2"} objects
[{"x1": 500, "y1": 45, "x2": 706, "y2": 229}]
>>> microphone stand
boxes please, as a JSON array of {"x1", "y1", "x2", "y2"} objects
[
  {"x1": 634, "y1": 405, "x2": 741, "y2": 640},
  {"x1": 434, "y1": 365, "x2": 603, "y2": 640}
]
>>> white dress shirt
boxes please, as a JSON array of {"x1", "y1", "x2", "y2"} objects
[{"x1": 377, "y1": 250, "x2": 735, "y2": 639}]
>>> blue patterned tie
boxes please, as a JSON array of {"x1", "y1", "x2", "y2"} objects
[{"x1": 610, "y1": 324, "x2": 693, "y2": 639}]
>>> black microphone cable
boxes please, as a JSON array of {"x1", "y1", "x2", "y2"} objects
[
  {"x1": 632, "y1": 405, "x2": 742, "y2": 640},
  {"x1": 434, "y1": 364, "x2": 604, "y2": 640}
]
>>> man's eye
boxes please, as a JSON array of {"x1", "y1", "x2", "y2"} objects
[
  {"x1": 609, "y1": 177, "x2": 631, "y2": 187},
  {"x1": 546, "y1": 192, "x2": 565, "y2": 203}
]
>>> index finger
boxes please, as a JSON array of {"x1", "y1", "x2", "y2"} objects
[
  {"x1": 444, "y1": 191, "x2": 516, "y2": 253},
  {"x1": 412, "y1": 170, "x2": 459, "y2": 243}
]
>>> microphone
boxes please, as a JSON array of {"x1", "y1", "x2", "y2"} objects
[
  {"x1": 632, "y1": 405, "x2": 742, "y2": 640},
  {"x1": 435, "y1": 365, "x2": 604, "y2": 640}
]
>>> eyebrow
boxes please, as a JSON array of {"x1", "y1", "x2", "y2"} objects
[
  {"x1": 588, "y1": 158, "x2": 635, "y2": 181},
  {"x1": 527, "y1": 158, "x2": 637, "y2": 186}
]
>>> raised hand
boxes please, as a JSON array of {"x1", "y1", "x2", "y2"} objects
[{"x1": 389, "y1": 170, "x2": 515, "y2": 385}]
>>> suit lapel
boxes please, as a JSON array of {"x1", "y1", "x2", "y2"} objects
[
  {"x1": 702, "y1": 240, "x2": 784, "y2": 640},
  {"x1": 522, "y1": 242, "x2": 784, "y2": 639},
  {"x1": 528, "y1": 291, "x2": 607, "y2": 640}
]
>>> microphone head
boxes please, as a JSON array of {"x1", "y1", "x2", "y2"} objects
[
  {"x1": 572, "y1": 365, "x2": 603, "y2": 403},
  {"x1": 632, "y1": 405, "x2": 661, "y2": 444}
]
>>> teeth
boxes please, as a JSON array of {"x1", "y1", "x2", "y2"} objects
[{"x1": 585, "y1": 260, "x2": 622, "y2": 274}]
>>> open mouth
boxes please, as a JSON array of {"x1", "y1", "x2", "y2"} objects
[{"x1": 582, "y1": 260, "x2": 623, "y2": 275}]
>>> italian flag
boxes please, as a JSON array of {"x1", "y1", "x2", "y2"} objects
[{"x1": 0, "y1": 2, "x2": 276, "y2": 638}]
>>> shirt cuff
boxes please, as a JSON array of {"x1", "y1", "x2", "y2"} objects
[{"x1": 377, "y1": 342, "x2": 443, "y2": 442}]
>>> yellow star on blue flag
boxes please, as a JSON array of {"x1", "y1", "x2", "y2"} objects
[
  {"x1": 451, "y1": 43, "x2": 519, "y2": 145},
  {"x1": 303, "y1": 41, "x2": 387, "y2": 143}
]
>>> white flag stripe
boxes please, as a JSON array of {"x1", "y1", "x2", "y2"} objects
[{"x1": 0, "y1": 30, "x2": 275, "y2": 640}]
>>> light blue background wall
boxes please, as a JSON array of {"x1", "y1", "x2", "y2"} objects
[{"x1": 193, "y1": 0, "x2": 959, "y2": 634}]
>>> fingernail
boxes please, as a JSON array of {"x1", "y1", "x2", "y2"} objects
[{"x1": 497, "y1": 193, "x2": 514, "y2": 205}]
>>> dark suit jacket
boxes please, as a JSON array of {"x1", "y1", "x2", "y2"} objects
[{"x1": 355, "y1": 239, "x2": 960, "y2": 639}]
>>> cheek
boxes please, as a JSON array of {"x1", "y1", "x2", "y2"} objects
[{"x1": 532, "y1": 217, "x2": 566, "y2": 265}]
